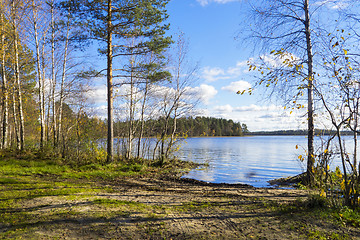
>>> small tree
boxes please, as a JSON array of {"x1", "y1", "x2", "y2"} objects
[
  {"x1": 314, "y1": 30, "x2": 360, "y2": 207},
  {"x1": 151, "y1": 33, "x2": 199, "y2": 163}
]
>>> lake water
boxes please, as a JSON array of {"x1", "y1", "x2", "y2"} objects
[{"x1": 175, "y1": 136, "x2": 352, "y2": 188}]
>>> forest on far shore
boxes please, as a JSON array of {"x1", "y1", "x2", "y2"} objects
[{"x1": 114, "y1": 116, "x2": 248, "y2": 138}]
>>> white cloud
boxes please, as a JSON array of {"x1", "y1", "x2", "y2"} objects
[
  {"x1": 221, "y1": 80, "x2": 251, "y2": 93},
  {"x1": 233, "y1": 104, "x2": 281, "y2": 112},
  {"x1": 197, "y1": 0, "x2": 240, "y2": 6},
  {"x1": 213, "y1": 104, "x2": 233, "y2": 113},
  {"x1": 185, "y1": 84, "x2": 218, "y2": 104},
  {"x1": 227, "y1": 61, "x2": 248, "y2": 75},
  {"x1": 149, "y1": 85, "x2": 175, "y2": 98},
  {"x1": 250, "y1": 52, "x2": 301, "y2": 69},
  {"x1": 150, "y1": 83, "x2": 217, "y2": 105},
  {"x1": 202, "y1": 67, "x2": 226, "y2": 82},
  {"x1": 86, "y1": 86, "x2": 107, "y2": 104},
  {"x1": 201, "y1": 60, "x2": 249, "y2": 82},
  {"x1": 208, "y1": 104, "x2": 307, "y2": 131},
  {"x1": 88, "y1": 105, "x2": 107, "y2": 119}
]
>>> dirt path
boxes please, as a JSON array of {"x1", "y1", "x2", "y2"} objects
[{"x1": 4, "y1": 175, "x2": 358, "y2": 239}]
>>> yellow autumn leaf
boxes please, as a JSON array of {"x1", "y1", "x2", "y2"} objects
[
  {"x1": 320, "y1": 189, "x2": 326, "y2": 198},
  {"x1": 341, "y1": 179, "x2": 345, "y2": 191}
]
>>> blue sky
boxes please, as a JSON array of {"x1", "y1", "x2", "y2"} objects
[
  {"x1": 87, "y1": 0, "x2": 353, "y2": 131},
  {"x1": 163, "y1": 0, "x2": 306, "y2": 131}
]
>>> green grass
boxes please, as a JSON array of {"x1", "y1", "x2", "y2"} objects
[
  {"x1": 0, "y1": 151, "x2": 198, "y2": 238},
  {"x1": 1, "y1": 150, "x2": 359, "y2": 239},
  {"x1": 0, "y1": 151, "x2": 177, "y2": 182}
]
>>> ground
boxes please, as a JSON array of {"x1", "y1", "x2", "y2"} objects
[{"x1": 1, "y1": 171, "x2": 360, "y2": 240}]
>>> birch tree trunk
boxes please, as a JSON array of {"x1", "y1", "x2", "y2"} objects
[
  {"x1": 12, "y1": 1, "x2": 25, "y2": 150},
  {"x1": 242, "y1": 0, "x2": 317, "y2": 186},
  {"x1": 137, "y1": 78, "x2": 149, "y2": 158},
  {"x1": 0, "y1": 11, "x2": 9, "y2": 149},
  {"x1": 50, "y1": 0, "x2": 57, "y2": 145},
  {"x1": 127, "y1": 57, "x2": 135, "y2": 159},
  {"x1": 32, "y1": 0, "x2": 46, "y2": 149},
  {"x1": 304, "y1": 0, "x2": 315, "y2": 186},
  {"x1": 58, "y1": 12, "x2": 70, "y2": 147},
  {"x1": 12, "y1": 85, "x2": 20, "y2": 149}
]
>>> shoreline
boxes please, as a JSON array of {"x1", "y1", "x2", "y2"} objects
[{"x1": 1, "y1": 155, "x2": 359, "y2": 239}]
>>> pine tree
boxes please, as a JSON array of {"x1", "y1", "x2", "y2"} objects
[{"x1": 59, "y1": 0, "x2": 172, "y2": 162}]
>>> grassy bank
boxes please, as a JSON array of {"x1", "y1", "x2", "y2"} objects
[{"x1": 1, "y1": 151, "x2": 360, "y2": 239}]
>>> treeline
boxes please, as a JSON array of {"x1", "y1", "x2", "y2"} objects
[
  {"x1": 248, "y1": 129, "x2": 353, "y2": 136},
  {"x1": 114, "y1": 117, "x2": 248, "y2": 138}
]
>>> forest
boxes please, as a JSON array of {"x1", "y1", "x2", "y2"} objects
[{"x1": 114, "y1": 116, "x2": 248, "y2": 138}]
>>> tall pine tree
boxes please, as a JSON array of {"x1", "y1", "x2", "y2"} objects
[{"x1": 59, "y1": 0, "x2": 172, "y2": 162}]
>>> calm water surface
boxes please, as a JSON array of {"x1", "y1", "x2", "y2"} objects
[{"x1": 175, "y1": 136, "x2": 316, "y2": 188}]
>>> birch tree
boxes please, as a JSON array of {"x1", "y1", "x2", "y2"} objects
[
  {"x1": 57, "y1": 7, "x2": 72, "y2": 148},
  {"x1": 0, "y1": 2, "x2": 10, "y2": 149},
  {"x1": 152, "y1": 33, "x2": 199, "y2": 163},
  {"x1": 241, "y1": 0, "x2": 330, "y2": 185},
  {"x1": 29, "y1": 0, "x2": 48, "y2": 149},
  {"x1": 10, "y1": 0, "x2": 29, "y2": 150}
]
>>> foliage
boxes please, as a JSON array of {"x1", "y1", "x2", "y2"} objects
[{"x1": 307, "y1": 27, "x2": 360, "y2": 208}]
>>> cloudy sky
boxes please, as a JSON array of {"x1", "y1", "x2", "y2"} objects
[
  {"x1": 164, "y1": 0, "x2": 306, "y2": 131},
  {"x1": 87, "y1": 0, "x2": 349, "y2": 132}
]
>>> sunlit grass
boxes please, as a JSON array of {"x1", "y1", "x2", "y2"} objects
[
  {"x1": 0, "y1": 150, "x2": 198, "y2": 238},
  {"x1": 1, "y1": 150, "x2": 357, "y2": 239}
]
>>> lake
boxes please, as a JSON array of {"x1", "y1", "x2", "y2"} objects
[{"x1": 175, "y1": 135, "x2": 351, "y2": 188}]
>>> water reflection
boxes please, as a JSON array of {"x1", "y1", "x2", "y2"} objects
[{"x1": 176, "y1": 136, "x2": 353, "y2": 188}]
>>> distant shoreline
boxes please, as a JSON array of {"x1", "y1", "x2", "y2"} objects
[
  {"x1": 247, "y1": 129, "x2": 353, "y2": 136},
  {"x1": 113, "y1": 129, "x2": 353, "y2": 139}
]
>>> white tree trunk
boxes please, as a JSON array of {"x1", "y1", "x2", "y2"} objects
[
  {"x1": 0, "y1": 11, "x2": 8, "y2": 149},
  {"x1": 32, "y1": 0, "x2": 46, "y2": 148},
  {"x1": 12, "y1": 1, "x2": 25, "y2": 150},
  {"x1": 50, "y1": 1, "x2": 57, "y2": 145},
  {"x1": 58, "y1": 12, "x2": 70, "y2": 147},
  {"x1": 304, "y1": 0, "x2": 315, "y2": 185}
]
